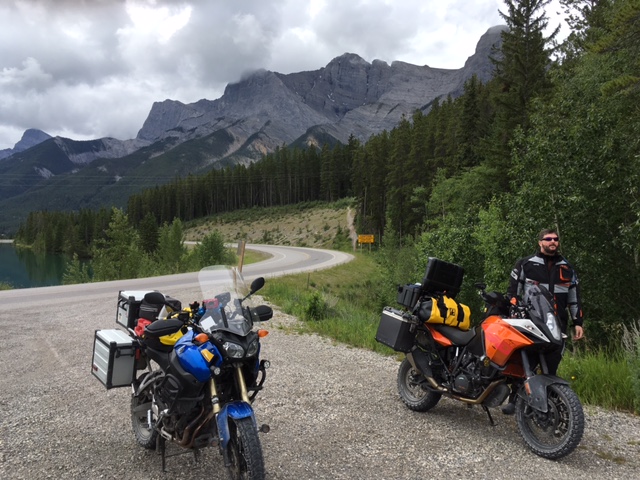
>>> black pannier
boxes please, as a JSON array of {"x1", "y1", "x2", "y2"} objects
[
  {"x1": 375, "y1": 307, "x2": 414, "y2": 352},
  {"x1": 396, "y1": 283, "x2": 422, "y2": 310},
  {"x1": 421, "y1": 257, "x2": 464, "y2": 298},
  {"x1": 139, "y1": 295, "x2": 182, "y2": 321}
]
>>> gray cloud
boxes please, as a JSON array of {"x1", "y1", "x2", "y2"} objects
[{"x1": 0, "y1": 0, "x2": 566, "y2": 149}]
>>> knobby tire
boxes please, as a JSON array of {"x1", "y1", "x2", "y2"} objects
[
  {"x1": 515, "y1": 383, "x2": 584, "y2": 459},
  {"x1": 131, "y1": 372, "x2": 158, "y2": 449},
  {"x1": 227, "y1": 417, "x2": 265, "y2": 480},
  {"x1": 397, "y1": 358, "x2": 442, "y2": 412}
]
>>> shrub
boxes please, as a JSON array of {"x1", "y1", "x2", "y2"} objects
[
  {"x1": 622, "y1": 320, "x2": 640, "y2": 413},
  {"x1": 304, "y1": 291, "x2": 329, "y2": 321}
]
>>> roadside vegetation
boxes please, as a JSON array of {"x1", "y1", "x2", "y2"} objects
[{"x1": 61, "y1": 209, "x2": 237, "y2": 284}]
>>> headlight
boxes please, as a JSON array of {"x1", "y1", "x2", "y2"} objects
[
  {"x1": 246, "y1": 339, "x2": 259, "y2": 357},
  {"x1": 545, "y1": 312, "x2": 562, "y2": 341},
  {"x1": 222, "y1": 341, "x2": 245, "y2": 358}
]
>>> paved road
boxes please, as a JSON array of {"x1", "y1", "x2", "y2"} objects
[{"x1": 0, "y1": 244, "x2": 353, "y2": 308}]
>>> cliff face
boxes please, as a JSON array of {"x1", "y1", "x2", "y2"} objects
[{"x1": 135, "y1": 26, "x2": 504, "y2": 160}]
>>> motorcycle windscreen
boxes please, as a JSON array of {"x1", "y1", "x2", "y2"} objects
[
  {"x1": 197, "y1": 266, "x2": 253, "y2": 336},
  {"x1": 482, "y1": 315, "x2": 534, "y2": 367}
]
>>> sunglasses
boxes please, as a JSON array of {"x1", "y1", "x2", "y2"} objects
[{"x1": 542, "y1": 237, "x2": 559, "y2": 242}]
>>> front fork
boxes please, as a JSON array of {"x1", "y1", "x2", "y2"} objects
[
  {"x1": 211, "y1": 365, "x2": 260, "y2": 466},
  {"x1": 519, "y1": 350, "x2": 569, "y2": 413}
]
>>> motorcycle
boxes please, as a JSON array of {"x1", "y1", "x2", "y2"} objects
[
  {"x1": 376, "y1": 257, "x2": 584, "y2": 460},
  {"x1": 130, "y1": 266, "x2": 273, "y2": 479}
]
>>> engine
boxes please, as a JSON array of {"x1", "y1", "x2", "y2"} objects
[
  {"x1": 453, "y1": 373, "x2": 473, "y2": 394},
  {"x1": 450, "y1": 352, "x2": 485, "y2": 398}
]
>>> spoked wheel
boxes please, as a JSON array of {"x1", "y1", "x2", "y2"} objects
[
  {"x1": 397, "y1": 358, "x2": 442, "y2": 412},
  {"x1": 515, "y1": 383, "x2": 584, "y2": 459},
  {"x1": 226, "y1": 417, "x2": 265, "y2": 480},
  {"x1": 131, "y1": 373, "x2": 158, "y2": 449}
]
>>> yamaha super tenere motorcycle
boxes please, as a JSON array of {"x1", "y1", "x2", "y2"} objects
[
  {"x1": 131, "y1": 266, "x2": 273, "y2": 479},
  {"x1": 376, "y1": 257, "x2": 584, "y2": 460}
]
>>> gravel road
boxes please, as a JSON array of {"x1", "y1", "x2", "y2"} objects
[{"x1": 1, "y1": 283, "x2": 639, "y2": 480}]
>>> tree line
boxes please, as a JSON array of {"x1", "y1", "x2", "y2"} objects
[{"x1": 15, "y1": 0, "x2": 640, "y2": 349}]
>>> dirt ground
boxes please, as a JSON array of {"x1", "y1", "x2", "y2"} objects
[{"x1": 184, "y1": 205, "x2": 358, "y2": 249}]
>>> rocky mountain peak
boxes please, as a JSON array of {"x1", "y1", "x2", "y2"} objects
[
  {"x1": 15, "y1": 129, "x2": 52, "y2": 150},
  {"x1": 0, "y1": 128, "x2": 51, "y2": 161}
]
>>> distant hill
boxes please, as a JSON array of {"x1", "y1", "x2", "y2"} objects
[{"x1": 0, "y1": 26, "x2": 505, "y2": 234}]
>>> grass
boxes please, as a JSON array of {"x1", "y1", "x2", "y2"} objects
[
  {"x1": 262, "y1": 253, "x2": 640, "y2": 414},
  {"x1": 240, "y1": 247, "x2": 271, "y2": 266},
  {"x1": 261, "y1": 252, "x2": 396, "y2": 355},
  {"x1": 560, "y1": 348, "x2": 637, "y2": 412}
]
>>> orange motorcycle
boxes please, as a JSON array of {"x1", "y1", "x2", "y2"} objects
[{"x1": 376, "y1": 257, "x2": 584, "y2": 459}]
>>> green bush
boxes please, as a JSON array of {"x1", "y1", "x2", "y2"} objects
[
  {"x1": 622, "y1": 320, "x2": 640, "y2": 413},
  {"x1": 304, "y1": 291, "x2": 329, "y2": 321}
]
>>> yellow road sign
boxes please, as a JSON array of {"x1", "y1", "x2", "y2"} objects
[{"x1": 358, "y1": 234, "x2": 375, "y2": 244}]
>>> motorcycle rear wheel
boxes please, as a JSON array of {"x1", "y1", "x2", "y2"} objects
[
  {"x1": 515, "y1": 383, "x2": 584, "y2": 459},
  {"x1": 131, "y1": 373, "x2": 158, "y2": 449},
  {"x1": 397, "y1": 358, "x2": 442, "y2": 412},
  {"x1": 226, "y1": 417, "x2": 265, "y2": 480}
]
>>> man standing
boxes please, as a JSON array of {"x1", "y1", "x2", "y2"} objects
[{"x1": 501, "y1": 228, "x2": 584, "y2": 414}]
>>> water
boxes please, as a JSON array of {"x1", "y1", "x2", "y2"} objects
[{"x1": 0, "y1": 243, "x2": 69, "y2": 289}]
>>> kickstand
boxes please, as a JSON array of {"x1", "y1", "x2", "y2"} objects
[
  {"x1": 482, "y1": 405, "x2": 496, "y2": 426},
  {"x1": 157, "y1": 436, "x2": 167, "y2": 472},
  {"x1": 193, "y1": 448, "x2": 201, "y2": 465}
]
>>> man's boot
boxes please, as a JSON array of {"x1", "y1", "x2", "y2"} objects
[{"x1": 502, "y1": 389, "x2": 516, "y2": 415}]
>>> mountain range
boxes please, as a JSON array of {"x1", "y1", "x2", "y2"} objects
[{"x1": 0, "y1": 26, "x2": 505, "y2": 235}]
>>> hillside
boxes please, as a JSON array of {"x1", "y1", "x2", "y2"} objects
[{"x1": 184, "y1": 201, "x2": 359, "y2": 251}]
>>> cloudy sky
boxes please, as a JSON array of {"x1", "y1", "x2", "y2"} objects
[{"x1": 0, "y1": 0, "x2": 566, "y2": 150}]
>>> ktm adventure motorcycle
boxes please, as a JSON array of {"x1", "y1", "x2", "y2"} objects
[
  {"x1": 376, "y1": 257, "x2": 584, "y2": 460},
  {"x1": 130, "y1": 266, "x2": 273, "y2": 479}
]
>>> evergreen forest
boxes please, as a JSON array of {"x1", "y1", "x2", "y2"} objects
[{"x1": 14, "y1": 0, "x2": 640, "y2": 350}]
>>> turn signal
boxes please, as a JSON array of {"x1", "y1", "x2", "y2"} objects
[
  {"x1": 201, "y1": 349, "x2": 214, "y2": 362},
  {"x1": 258, "y1": 329, "x2": 269, "y2": 338},
  {"x1": 195, "y1": 333, "x2": 209, "y2": 343},
  {"x1": 510, "y1": 297, "x2": 517, "y2": 305}
]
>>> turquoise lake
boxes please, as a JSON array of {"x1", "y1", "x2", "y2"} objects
[{"x1": 0, "y1": 243, "x2": 68, "y2": 289}]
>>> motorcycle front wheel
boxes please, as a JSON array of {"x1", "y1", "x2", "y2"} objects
[
  {"x1": 515, "y1": 383, "x2": 584, "y2": 459},
  {"x1": 397, "y1": 358, "x2": 442, "y2": 412},
  {"x1": 131, "y1": 373, "x2": 158, "y2": 449},
  {"x1": 226, "y1": 417, "x2": 265, "y2": 480}
]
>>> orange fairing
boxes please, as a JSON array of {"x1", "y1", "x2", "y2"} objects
[
  {"x1": 426, "y1": 325, "x2": 452, "y2": 346},
  {"x1": 482, "y1": 315, "x2": 533, "y2": 367}
]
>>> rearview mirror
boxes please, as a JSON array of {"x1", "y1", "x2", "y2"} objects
[{"x1": 250, "y1": 277, "x2": 265, "y2": 294}]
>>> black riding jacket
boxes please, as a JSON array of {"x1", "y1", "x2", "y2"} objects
[{"x1": 507, "y1": 251, "x2": 583, "y2": 331}]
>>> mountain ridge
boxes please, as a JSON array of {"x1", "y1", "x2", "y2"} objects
[{"x1": 0, "y1": 25, "x2": 506, "y2": 234}]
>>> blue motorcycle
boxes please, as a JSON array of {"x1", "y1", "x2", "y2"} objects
[{"x1": 130, "y1": 266, "x2": 273, "y2": 479}]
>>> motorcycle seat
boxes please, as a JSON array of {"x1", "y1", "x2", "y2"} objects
[
  {"x1": 145, "y1": 318, "x2": 184, "y2": 337},
  {"x1": 430, "y1": 324, "x2": 476, "y2": 346}
]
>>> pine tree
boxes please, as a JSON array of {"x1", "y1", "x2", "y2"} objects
[{"x1": 487, "y1": 0, "x2": 559, "y2": 191}]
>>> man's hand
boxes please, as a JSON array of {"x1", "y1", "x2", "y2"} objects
[{"x1": 573, "y1": 325, "x2": 584, "y2": 340}]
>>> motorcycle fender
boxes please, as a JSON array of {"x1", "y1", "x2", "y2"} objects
[
  {"x1": 216, "y1": 401, "x2": 255, "y2": 449},
  {"x1": 523, "y1": 375, "x2": 569, "y2": 413},
  {"x1": 406, "y1": 348, "x2": 433, "y2": 379}
]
